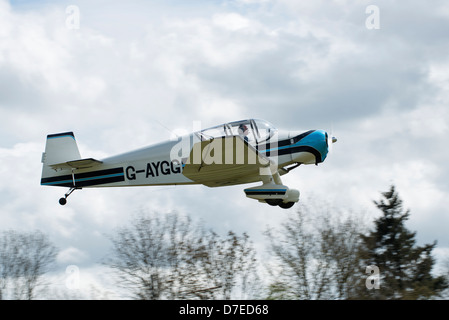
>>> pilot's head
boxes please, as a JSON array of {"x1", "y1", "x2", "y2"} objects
[{"x1": 238, "y1": 124, "x2": 248, "y2": 135}]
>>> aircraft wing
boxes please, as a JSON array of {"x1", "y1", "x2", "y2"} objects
[
  {"x1": 182, "y1": 136, "x2": 271, "y2": 187},
  {"x1": 49, "y1": 158, "x2": 103, "y2": 170}
]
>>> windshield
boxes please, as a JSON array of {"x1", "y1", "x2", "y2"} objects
[{"x1": 253, "y1": 119, "x2": 277, "y2": 142}]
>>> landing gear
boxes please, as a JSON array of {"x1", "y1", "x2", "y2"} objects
[
  {"x1": 265, "y1": 199, "x2": 296, "y2": 209},
  {"x1": 59, "y1": 187, "x2": 80, "y2": 206},
  {"x1": 244, "y1": 170, "x2": 299, "y2": 209},
  {"x1": 278, "y1": 202, "x2": 295, "y2": 209},
  {"x1": 266, "y1": 199, "x2": 283, "y2": 206}
]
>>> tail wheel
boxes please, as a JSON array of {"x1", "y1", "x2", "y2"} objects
[{"x1": 58, "y1": 187, "x2": 80, "y2": 206}]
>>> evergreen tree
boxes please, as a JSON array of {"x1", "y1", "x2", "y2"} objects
[{"x1": 357, "y1": 185, "x2": 447, "y2": 299}]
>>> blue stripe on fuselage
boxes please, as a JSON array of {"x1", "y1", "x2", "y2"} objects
[{"x1": 258, "y1": 130, "x2": 328, "y2": 161}]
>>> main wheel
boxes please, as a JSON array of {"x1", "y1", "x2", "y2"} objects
[
  {"x1": 278, "y1": 202, "x2": 295, "y2": 209},
  {"x1": 266, "y1": 199, "x2": 282, "y2": 206},
  {"x1": 59, "y1": 198, "x2": 67, "y2": 206}
]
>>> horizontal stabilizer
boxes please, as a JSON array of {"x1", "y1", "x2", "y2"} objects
[{"x1": 49, "y1": 158, "x2": 103, "y2": 170}]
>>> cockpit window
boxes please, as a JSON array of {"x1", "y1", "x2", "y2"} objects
[
  {"x1": 198, "y1": 124, "x2": 227, "y2": 140},
  {"x1": 197, "y1": 119, "x2": 276, "y2": 144},
  {"x1": 227, "y1": 120, "x2": 254, "y2": 143}
]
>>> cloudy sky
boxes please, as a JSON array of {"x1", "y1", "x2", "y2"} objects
[{"x1": 1, "y1": 0, "x2": 449, "y2": 298}]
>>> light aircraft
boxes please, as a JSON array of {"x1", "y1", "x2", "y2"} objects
[{"x1": 41, "y1": 119, "x2": 336, "y2": 209}]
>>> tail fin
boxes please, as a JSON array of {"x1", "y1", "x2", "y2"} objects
[
  {"x1": 41, "y1": 132, "x2": 81, "y2": 185},
  {"x1": 42, "y1": 132, "x2": 81, "y2": 165}
]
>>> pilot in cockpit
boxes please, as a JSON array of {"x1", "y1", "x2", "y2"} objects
[{"x1": 238, "y1": 124, "x2": 249, "y2": 142}]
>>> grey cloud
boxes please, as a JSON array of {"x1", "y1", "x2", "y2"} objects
[{"x1": 1, "y1": 0, "x2": 449, "y2": 297}]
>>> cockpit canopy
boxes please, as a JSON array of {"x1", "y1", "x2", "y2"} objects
[{"x1": 198, "y1": 119, "x2": 277, "y2": 144}]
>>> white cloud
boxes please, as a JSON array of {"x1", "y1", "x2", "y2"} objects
[
  {"x1": 405, "y1": 105, "x2": 449, "y2": 138},
  {"x1": 213, "y1": 12, "x2": 252, "y2": 31},
  {"x1": 58, "y1": 246, "x2": 89, "y2": 264}
]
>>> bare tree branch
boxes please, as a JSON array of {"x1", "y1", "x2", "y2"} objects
[
  {"x1": 103, "y1": 211, "x2": 260, "y2": 300},
  {"x1": 0, "y1": 230, "x2": 58, "y2": 300}
]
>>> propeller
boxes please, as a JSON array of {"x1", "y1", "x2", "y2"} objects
[{"x1": 326, "y1": 127, "x2": 337, "y2": 154}]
